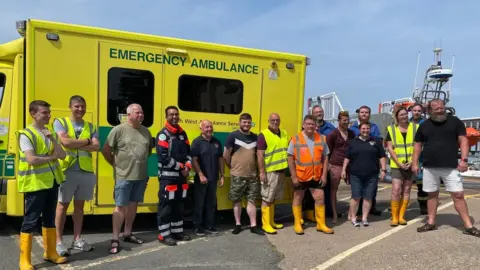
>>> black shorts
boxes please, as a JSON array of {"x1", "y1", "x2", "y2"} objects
[{"x1": 294, "y1": 180, "x2": 323, "y2": 190}]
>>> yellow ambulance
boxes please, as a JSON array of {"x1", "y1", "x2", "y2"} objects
[{"x1": 0, "y1": 19, "x2": 308, "y2": 223}]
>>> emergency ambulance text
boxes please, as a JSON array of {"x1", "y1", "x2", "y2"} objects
[{"x1": 109, "y1": 48, "x2": 259, "y2": 75}]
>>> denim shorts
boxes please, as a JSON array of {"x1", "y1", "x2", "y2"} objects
[
  {"x1": 114, "y1": 179, "x2": 148, "y2": 207},
  {"x1": 350, "y1": 174, "x2": 378, "y2": 200}
]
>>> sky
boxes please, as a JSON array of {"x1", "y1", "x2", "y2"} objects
[{"x1": 1, "y1": 0, "x2": 479, "y2": 118}]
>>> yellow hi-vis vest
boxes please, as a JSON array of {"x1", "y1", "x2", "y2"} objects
[
  {"x1": 386, "y1": 123, "x2": 418, "y2": 169},
  {"x1": 55, "y1": 117, "x2": 95, "y2": 172},
  {"x1": 17, "y1": 126, "x2": 65, "y2": 193},
  {"x1": 262, "y1": 128, "x2": 289, "y2": 172}
]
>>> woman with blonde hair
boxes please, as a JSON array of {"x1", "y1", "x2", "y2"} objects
[{"x1": 385, "y1": 107, "x2": 419, "y2": 226}]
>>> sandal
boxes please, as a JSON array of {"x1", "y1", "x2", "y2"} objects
[
  {"x1": 464, "y1": 226, "x2": 480, "y2": 237},
  {"x1": 417, "y1": 223, "x2": 437, "y2": 233},
  {"x1": 108, "y1": 239, "x2": 120, "y2": 254},
  {"x1": 123, "y1": 234, "x2": 144, "y2": 244}
]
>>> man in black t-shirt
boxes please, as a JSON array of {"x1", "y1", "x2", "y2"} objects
[{"x1": 412, "y1": 99, "x2": 479, "y2": 237}]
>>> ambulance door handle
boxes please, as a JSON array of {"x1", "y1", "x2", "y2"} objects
[{"x1": 0, "y1": 140, "x2": 3, "y2": 144}]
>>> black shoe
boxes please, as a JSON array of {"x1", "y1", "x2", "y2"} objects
[
  {"x1": 250, "y1": 226, "x2": 265, "y2": 235},
  {"x1": 205, "y1": 227, "x2": 219, "y2": 234},
  {"x1": 172, "y1": 233, "x2": 191, "y2": 241},
  {"x1": 194, "y1": 227, "x2": 206, "y2": 236},
  {"x1": 232, "y1": 225, "x2": 242, "y2": 235},
  {"x1": 158, "y1": 235, "x2": 177, "y2": 246},
  {"x1": 370, "y1": 208, "x2": 382, "y2": 216}
]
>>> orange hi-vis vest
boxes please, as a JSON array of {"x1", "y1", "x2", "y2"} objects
[{"x1": 291, "y1": 132, "x2": 325, "y2": 182}]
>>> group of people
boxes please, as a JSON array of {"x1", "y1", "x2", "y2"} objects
[{"x1": 16, "y1": 95, "x2": 480, "y2": 270}]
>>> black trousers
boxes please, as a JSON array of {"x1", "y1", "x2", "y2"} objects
[
  {"x1": 193, "y1": 179, "x2": 217, "y2": 229},
  {"x1": 157, "y1": 178, "x2": 187, "y2": 239},
  {"x1": 302, "y1": 173, "x2": 333, "y2": 216},
  {"x1": 21, "y1": 183, "x2": 58, "y2": 233}
]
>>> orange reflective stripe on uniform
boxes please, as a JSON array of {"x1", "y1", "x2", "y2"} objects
[
  {"x1": 166, "y1": 185, "x2": 177, "y2": 200},
  {"x1": 292, "y1": 132, "x2": 324, "y2": 182},
  {"x1": 182, "y1": 184, "x2": 189, "y2": 198}
]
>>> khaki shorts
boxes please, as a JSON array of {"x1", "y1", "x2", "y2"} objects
[
  {"x1": 228, "y1": 175, "x2": 260, "y2": 203},
  {"x1": 261, "y1": 171, "x2": 285, "y2": 203},
  {"x1": 391, "y1": 168, "x2": 417, "y2": 181}
]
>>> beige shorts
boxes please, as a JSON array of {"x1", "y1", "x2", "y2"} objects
[{"x1": 261, "y1": 171, "x2": 285, "y2": 203}]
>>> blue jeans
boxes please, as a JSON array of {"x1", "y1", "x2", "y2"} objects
[
  {"x1": 21, "y1": 183, "x2": 59, "y2": 233},
  {"x1": 114, "y1": 179, "x2": 148, "y2": 207},
  {"x1": 350, "y1": 174, "x2": 378, "y2": 200}
]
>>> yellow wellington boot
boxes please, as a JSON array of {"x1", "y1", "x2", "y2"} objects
[
  {"x1": 19, "y1": 232, "x2": 34, "y2": 270},
  {"x1": 398, "y1": 199, "x2": 409, "y2": 225},
  {"x1": 42, "y1": 227, "x2": 67, "y2": 264},
  {"x1": 301, "y1": 219, "x2": 304, "y2": 225},
  {"x1": 315, "y1": 205, "x2": 334, "y2": 234},
  {"x1": 261, "y1": 206, "x2": 277, "y2": 234},
  {"x1": 390, "y1": 200, "x2": 400, "y2": 227},
  {"x1": 292, "y1": 205, "x2": 304, "y2": 235},
  {"x1": 305, "y1": 210, "x2": 316, "y2": 222},
  {"x1": 270, "y1": 205, "x2": 284, "y2": 229}
]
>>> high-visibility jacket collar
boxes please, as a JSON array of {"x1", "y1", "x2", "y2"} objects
[{"x1": 165, "y1": 121, "x2": 184, "y2": 134}]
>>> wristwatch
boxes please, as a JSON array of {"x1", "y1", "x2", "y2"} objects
[
  {"x1": 461, "y1": 158, "x2": 468, "y2": 163},
  {"x1": 381, "y1": 169, "x2": 387, "y2": 173}
]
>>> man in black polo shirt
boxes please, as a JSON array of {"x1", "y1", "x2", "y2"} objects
[
  {"x1": 191, "y1": 120, "x2": 225, "y2": 236},
  {"x1": 412, "y1": 99, "x2": 479, "y2": 236}
]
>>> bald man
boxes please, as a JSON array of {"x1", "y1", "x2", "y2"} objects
[
  {"x1": 191, "y1": 120, "x2": 224, "y2": 236},
  {"x1": 102, "y1": 103, "x2": 154, "y2": 254},
  {"x1": 257, "y1": 113, "x2": 289, "y2": 234}
]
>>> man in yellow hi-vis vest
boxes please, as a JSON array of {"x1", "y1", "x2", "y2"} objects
[
  {"x1": 256, "y1": 113, "x2": 289, "y2": 234},
  {"x1": 18, "y1": 100, "x2": 67, "y2": 270},
  {"x1": 53, "y1": 95, "x2": 100, "y2": 256}
]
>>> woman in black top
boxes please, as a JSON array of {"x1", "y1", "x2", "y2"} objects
[{"x1": 342, "y1": 122, "x2": 387, "y2": 227}]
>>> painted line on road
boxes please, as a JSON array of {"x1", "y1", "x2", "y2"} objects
[
  {"x1": 60, "y1": 237, "x2": 208, "y2": 270},
  {"x1": 310, "y1": 199, "x2": 456, "y2": 270}
]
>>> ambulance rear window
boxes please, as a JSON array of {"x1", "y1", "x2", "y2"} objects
[
  {"x1": 177, "y1": 74, "x2": 243, "y2": 115},
  {"x1": 107, "y1": 67, "x2": 155, "y2": 127}
]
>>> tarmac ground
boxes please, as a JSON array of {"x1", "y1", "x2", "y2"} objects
[{"x1": 1, "y1": 179, "x2": 480, "y2": 270}]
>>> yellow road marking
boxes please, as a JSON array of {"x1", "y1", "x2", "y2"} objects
[{"x1": 310, "y1": 199, "x2": 457, "y2": 270}]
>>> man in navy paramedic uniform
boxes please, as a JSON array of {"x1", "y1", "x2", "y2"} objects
[{"x1": 156, "y1": 105, "x2": 192, "y2": 246}]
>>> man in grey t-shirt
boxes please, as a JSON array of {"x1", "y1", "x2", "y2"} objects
[{"x1": 53, "y1": 96, "x2": 100, "y2": 256}]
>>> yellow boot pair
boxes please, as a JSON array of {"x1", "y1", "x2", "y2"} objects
[
  {"x1": 42, "y1": 227, "x2": 68, "y2": 264},
  {"x1": 391, "y1": 199, "x2": 409, "y2": 226},
  {"x1": 315, "y1": 205, "x2": 334, "y2": 234},
  {"x1": 292, "y1": 205, "x2": 304, "y2": 235},
  {"x1": 262, "y1": 205, "x2": 283, "y2": 234}
]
